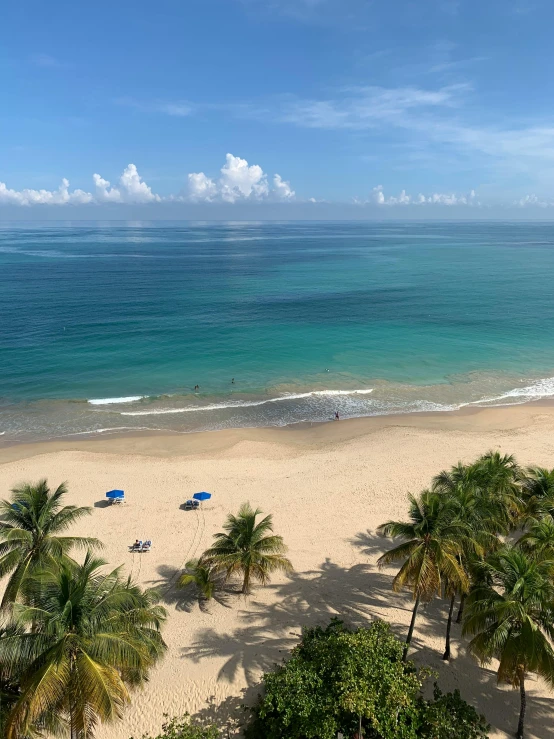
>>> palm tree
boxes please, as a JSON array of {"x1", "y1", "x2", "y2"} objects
[
  {"x1": 433, "y1": 461, "x2": 508, "y2": 652},
  {"x1": 178, "y1": 558, "x2": 220, "y2": 602},
  {"x1": 202, "y1": 503, "x2": 292, "y2": 595},
  {"x1": 521, "y1": 466, "x2": 554, "y2": 520},
  {"x1": 517, "y1": 515, "x2": 554, "y2": 559},
  {"x1": 463, "y1": 547, "x2": 554, "y2": 739},
  {"x1": 473, "y1": 451, "x2": 524, "y2": 525},
  {"x1": 0, "y1": 480, "x2": 100, "y2": 606},
  {"x1": 434, "y1": 453, "x2": 522, "y2": 626},
  {"x1": 0, "y1": 552, "x2": 167, "y2": 739},
  {"x1": 377, "y1": 490, "x2": 469, "y2": 660}
]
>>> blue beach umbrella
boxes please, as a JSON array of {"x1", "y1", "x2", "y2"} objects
[
  {"x1": 106, "y1": 489, "x2": 125, "y2": 500},
  {"x1": 193, "y1": 492, "x2": 211, "y2": 502}
]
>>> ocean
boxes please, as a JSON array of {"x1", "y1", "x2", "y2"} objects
[{"x1": 2, "y1": 220, "x2": 554, "y2": 443}]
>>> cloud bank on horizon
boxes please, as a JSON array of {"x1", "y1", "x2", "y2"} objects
[
  {"x1": 4, "y1": 0, "x2": 554, "y2": 215},
  {"x1": 0, "y1": 160, "x2": 484, "y2": 208},
  {"x1": 0, "y1": 164, "x2": 540, "y2": 210},
  {"x1": 0, "y1": 155, "x2": 296, "y2": 207}
]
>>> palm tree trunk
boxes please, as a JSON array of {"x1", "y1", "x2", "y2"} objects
[
  {"x1": 455, "y1": 592, "x2": 466, "y2": 624},
  {"x1": 517, "y1": 671, "x2": 526, "y2": 739},
  {"x1": 442, "y1": 594, "x2": 456, "y2": 661},
  {"x1": 241, "y1": 567, "x2": 250, "y2": 595},
  {"x1": 403, "y1": 595, "x2": 420, "y2": 661},
  {"x1": 70, "y1": 703, "x2": 78, "y2": 739}
]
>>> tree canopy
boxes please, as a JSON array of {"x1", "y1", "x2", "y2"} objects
[{"x1": 244, "y1": 618, "x2": 489, "y2": 739}]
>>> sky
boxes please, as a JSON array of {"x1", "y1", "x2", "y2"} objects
[{"x1": 2, "y1": 0, "x2": 554, "y2": 218}]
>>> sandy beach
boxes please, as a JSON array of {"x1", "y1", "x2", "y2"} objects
[{"x1": 2, "y1": 403, "x2": 554, "y2": 739}]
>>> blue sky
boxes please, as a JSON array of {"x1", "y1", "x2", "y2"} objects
[{"x1": 2, "y1": 0, "x2": 554, "y2": 217}]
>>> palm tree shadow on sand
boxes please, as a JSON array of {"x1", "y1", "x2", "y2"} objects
[
  {"x1": 183, "y1": 552, "x2": 554, "y2": 739},
  {"x1": 147, "y1": 564, "x2": 236, "y2": 613}
]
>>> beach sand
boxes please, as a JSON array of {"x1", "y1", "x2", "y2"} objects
[{"x1": 2, "y1": 403, "x2": 554, "y2": 739}]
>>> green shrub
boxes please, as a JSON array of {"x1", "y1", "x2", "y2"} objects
[
  {"x1": 132, "y1": 714, "x2": 220, "y2": 739},
  {"x1": 419, "y1": 685, "x2": 490, "y2": 739},
  {"x1": 244, "y1": 618, "x2": 488, "y2": 739}
]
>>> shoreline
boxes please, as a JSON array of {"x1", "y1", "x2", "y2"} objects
[
  {"x1": 1, "y1": 396, "x2": 554, "y2": 737},
  {"x1": 2, "y1": 397, "x2": 554, "y2": 464}
]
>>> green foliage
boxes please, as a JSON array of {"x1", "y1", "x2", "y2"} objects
[
  {"x1": 0, "y1": 552, "x2": 167, "y2": 739},
  {"x1": 377, "y1": 490, "x2": 470, "y2": 603},
  {"x1": 202, "y1": 502, "x2": 293, "y2": 594},
  {"x1": 463, "y1": 546, "x2": 554, "y2": 738},
  {"x1": 418, "y1": 685, "x2": 490, "y2": 739},
  {"x1": 244, "y1": 618, "x2": 487, "y2": 739},
  {"x1": 133, "y1": 714, "x2": 220, "y2": 739},
  {"x1": 178, "y1": 559, "x2": 220, "y2": 602},
  {"x1": 0, "y1": 479, "x2": 101, "y2": 606}
]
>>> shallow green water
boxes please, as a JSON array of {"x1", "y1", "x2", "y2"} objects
[{"x1": 1, "y1": 221, "x2": 554, "y2": 441}]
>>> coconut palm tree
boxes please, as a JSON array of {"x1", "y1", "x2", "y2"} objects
[
  {"x1": 463, "y1": 547, "x2": 554, "y2": 739},
  {"x1": 178, "y1": 558, "x2": 220, "y2": 602},
  {"x1": 377, "y1": 490, "x2": 469, "y2": 660},
  {"x1": 202, "y1": 503, "x2": 292, "y2": 595},
  {"x1": 0, "y1": 480, "x2": 100, "y2": 606},
  {"x1": 0, "y1": 552, "x2": 167, "y2": 739},
  {"x1": 517, "y1": 515, "x2": 554, "y2": 559},
  {"x1": 473, "y1": 451, "x2": 524, "y2": 525},
  {"x1": 433, "y1": 462, "x2": 508, "y2": 651},
  {"x1": 434, "y1": 453, "x2": 523, "y2": 625},
  {"x1": 521, "y1": 467, "x2": 554, "y2": 520}
]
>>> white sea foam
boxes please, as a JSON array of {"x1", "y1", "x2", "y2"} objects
[
  {"x1": 470, "y1": 376, "x2": 554, "y2": 406},
  {"x1": 120, "y1": 389, "x2": 374, "y2": 416},
  {"x1": 88, "y1": 396, "x2": 145, "y2": 405}
]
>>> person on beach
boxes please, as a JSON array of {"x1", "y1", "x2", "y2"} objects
[{"x1": 335, "y1": 411, "x2": 340, "y2": 420}]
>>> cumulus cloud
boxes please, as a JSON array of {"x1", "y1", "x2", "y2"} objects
[
  {"x1": 0, "y1": 156, "x2": 296, "y2": 207},
  {"x1": 273, "y1": 174, "x2": 295, "y2": 199},
  {"x1": 219, "y1": 154, "x2": 269, "y2": 202},
  {"x1": 364, "y1": 185, "x2": 478, "y2": 206},
  {"x1": 0, "y1": 164, "x2": 160, "y2": 207},
  {"x1": 187, "y1": 172, "x2": 218, "y2": 202},
  {"x1": 119, "y1": 164, "x2": 160, "y2": 203},
  {"x1": 186, "y1": 153, "x2": 295, "y2": 203},
  {"x1": 0, "y1": 179, "x2": 93, "y2": 206}
]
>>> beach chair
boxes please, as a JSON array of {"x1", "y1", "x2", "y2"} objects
[
  {"x1": 141, "y1": 540, "x2": 152, "y2": 552},
  {"x1": 192, "y1": 500, "x2": 200, "y2": 509},
  {"x1": 129, "y1": 540, "x2": 142, "y2": 552},
  {"x1": 184, "y1": 500, "x2": 194, "y2": 510}
]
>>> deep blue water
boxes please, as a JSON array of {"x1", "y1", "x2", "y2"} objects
[{"x1": 2, "y1": 220, "x2": 554, "y2": 441}]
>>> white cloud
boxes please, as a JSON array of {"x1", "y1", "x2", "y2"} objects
[
  {"x1": 273, "y1": 174, "x2": 295, "y2": 200},
  {"x1": 363, "y1": 185, "x2": 478, "y2": 206},
  {"x1": 280, "y1": 83, "x2": 469, "y2": 130},
  {"x1": 0, "y1": 178, "x2": 93, "y2": 206},
  {"x1": 0, "y1": 157, "x2": 295, "y2": 207},
  {"x1": 220, "y1": 153, "x2": 269, "y2": 202},
  {"x1": 187, "y1": 172, "x2": 218, "y2": 202},
  {"x1": 119, "y1": 164, "x2": 160, "y2": 203},
  {"x1": 186, "y1": 153, "x2": 294, "y2": 203},
  {"x1": 516, "y1": 194, "x2": 554, "y2": 208},
  {"x1": 92, "y1": 164, "x2": 160, "y2": 203},
  {"x1": 93, "y1": 174, "x2": 122, "y2": 203}
]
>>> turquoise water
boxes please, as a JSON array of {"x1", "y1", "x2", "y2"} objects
[{"x1": 2, "y1": 220, "x2": 554, "y2": 441}]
